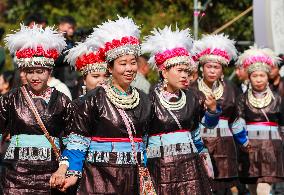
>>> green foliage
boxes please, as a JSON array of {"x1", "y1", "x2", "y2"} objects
[{"x1": 0, "y1": 0, "x2": 253, "y2": 80}]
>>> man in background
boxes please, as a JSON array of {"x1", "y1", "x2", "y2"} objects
[
  {"x1": 131, "y1": 55, "x2": 151, "y2": 94},
  {"x1": 24, "y1": 13, "x2": 48, "y2": 28},
  {"x1": 235, "y1": 64, "x2": 249, "y2": 95},
  {"x1": 53, "y1": 16, "x2": 78, "y2": 98},
  {"x1": 269, "y1": 57, "x2": 284, "y2": 97}
]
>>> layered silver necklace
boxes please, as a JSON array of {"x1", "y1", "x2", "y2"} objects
[
  {"x1": 198, "y1": 78, "x2": 224, "y2": 100},
  {"x1": 156, "y1": 88, "x2": 186, "y2": 111},
  {"x1": 105, "y1": 83, "x2": 140, "y2": 110},
  {"x1": 248, "y1": 86, "x2": 273, "y2": 109}
]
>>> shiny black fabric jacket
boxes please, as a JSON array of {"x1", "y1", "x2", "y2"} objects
[
  {"x1": 237, "y1": 90, "x2": 284, "y2": 126},
  {"x1": 70, "y1": 86, "x2": 151, "y2": 138},
  {"x1": 148, "y1": 84, "x2": 206, "y2": 135},
  {"x1": 0, "y1": 86, "x2": 71, "y2": 137}
]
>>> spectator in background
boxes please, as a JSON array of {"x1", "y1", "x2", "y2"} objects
[
  {"x1": 269, "y1": 57, "x2": 284, "y2": 97},
  {"x1": 0, "y1": 71, "x2": 14, "y2": 95},
  {"x1": 279, "y1": 54, "x2": 284, "y2": 77},
  {"x1": 131, "y1": 55, "x2": 151, "y2": 94},
  {"x1": 188, "y1": 67, "x2": 198, "y2": 86},
  {"x1": 235, "y1": 63, "x2": 249, "y2": 95},
  {"x1": 24, "y1": 13, "x2": 48, "y2": 28},
  {"x1": 58, "y1": 16, "x2": 76, "y2": 39},
  {"x1": 54, "y1": 16, "x2": 78, "y2": 98}
]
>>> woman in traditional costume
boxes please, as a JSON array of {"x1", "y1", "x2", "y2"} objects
[
  {"x1": 65, "y1": 42, "x2": 108, "y2": 96},
  {"x1": 237, "y1": 46, "x2": 284, "y2": 195},
  {"x1": 141, "y1": 26, "x2": 220, "y2": 195},
  {"x1": 51, "y1": 16, "x2": 153, "y2": 194},
  {"x1": 1, "y1": 25, "x2": 69, "y2": 194},
  {"x1": 191, "y1": 34, "x2": 249, "y2": 193}
]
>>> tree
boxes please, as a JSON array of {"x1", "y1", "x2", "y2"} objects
[{"x1": 0, "y1": 0, "x2": 253, "y2": 79}]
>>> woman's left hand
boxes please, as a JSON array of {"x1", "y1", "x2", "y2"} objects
[
  {"x1": 241, "y1": 143, "x2": 252, "y2": 153},
  {"x1": 58, "y1": 176, "x2": 78, "y2": 192},
  {"x1": 49, "y1": 165, "x2": 68, "y2": 189}
]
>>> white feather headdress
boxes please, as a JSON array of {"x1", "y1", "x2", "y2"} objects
[
  {"x1": 237, "y1": 46, "x2": 280, "y2": 74},
  {"x1": 5, "y1": 24, "x2": 66, "y2": 68},
  {"x1": 85, "y1": 16, "x2": 141, "y2": 62},
  {"x1": 192, "y1": 33, "x2": 237, "y2": 66},
  {"x1": 141, "y1": 25, "x2": 195, "y2": 70},
  {"x1": 65, "y1": 42, "x2": 107, "y2": 75}
]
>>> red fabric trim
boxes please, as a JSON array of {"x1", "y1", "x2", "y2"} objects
[
  {"x1": 150, "y1": 129, "x2": 189, "y2": 137},
  {"x1": 90, "y1": 137, "x2": 142, "y2": 142},
  {"x1": 220, "y1": 117, "x2": 229, "y2": 120},
  {"x1": 246, "y1": 122, "x2": 278, "y2": 126}
]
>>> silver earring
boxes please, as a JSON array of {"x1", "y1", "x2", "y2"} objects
[
  {"x1": 107, "y1": 74, "x2": 113, "y2": 84},
  {"x1": 163, "y1": 78, "x2": 168, "y2": 90},
  {"x1": 200, "y1": 67, "x2": 204, "y2": 78},
  {"x1": 82, "y1": 85, "x2": 87, "y2": 95},
  {"x1": 221, "y1": 74, "x2": 224, "y2": 82}
]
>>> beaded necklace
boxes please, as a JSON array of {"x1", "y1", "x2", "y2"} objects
[
  {"x1": 198, "y1": 78, "x2": 223, "y2": 100},
  {"x1": 156, "y1": 87, "x2": 186, "y2": 111},
  {"x1": 28, "y1": 87, "x2": 52, "y2": 101},
  {"x1": 111, "y1": 85, "x2": 130, "y2": 96},
  {"x1": 105, "y1": 83, "x2": 140, "y2": 110},
  {"x1": 248, "y1": 87, "x2": 273, "y2": 108}
]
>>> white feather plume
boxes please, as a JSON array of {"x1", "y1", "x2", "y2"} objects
[
  {"x1": 4, "y1": 24, "x2": 66, "y2": 54},
  {"x1": 84, "y1": 16, "x2": 140, "y2": 49},
  {"x1": 141, "y1": 25, "x2": 194, "y2": 67},
  {"x1": 65, "y1": 42, "x2": 93, "y2": 68},
  {"x1": 191, "y1": 33, "x2": 237, "y2": 61}
]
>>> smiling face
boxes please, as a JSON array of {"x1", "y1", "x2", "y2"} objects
[
  {"x1": 108, "y1": 54, "x2": 138, "y2": 90},
  {"x1": 249, "y1": 70, "x2": 269, "y2": 92},
  {"x1": 202, "y1": 62, "x2": 223, "y2": 84},
  {"x1": 162, "y1": 64, "x2": 190, "y2": 92},
  {"x1": 84, "y1": 71, "x2": 108, "y2": 91},
  {"x1": 24, "y1": 67, "x2": 51, "y2": 93}
]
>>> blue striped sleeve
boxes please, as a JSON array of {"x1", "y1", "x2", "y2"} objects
[
  {"x1": 61, "y1": 133, "x2": 91, "y2": 173},
  {"x1": 191, "y1": 127, "x2": 207, "y2": 153},
  {"x1": 230, "y1": 118, "x2": 249, "y2": 146},
  {"x1": 202, "y1": 105, "x2": 222, "y2": 129}
]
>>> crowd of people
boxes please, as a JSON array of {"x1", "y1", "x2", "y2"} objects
[{"x1": 0, "y1": 14, "x2": 284, "y2": 195}]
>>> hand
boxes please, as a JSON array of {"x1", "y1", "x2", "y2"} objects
[
  {"x1": 1, "y1": 133, "x2": 10, "y2": 143},
  {"x1": 50, "y1": 165, "x2": 68, "y2": 189},
  {"x1": 240, "y1": 143, "x2": 251, "y2": 153},
  {"x1": 58, "y1": 176, "x2": 78, "y2": 192},
  {"x1": 204, "y1": 94, "x2": 217, "y2": 112}
]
